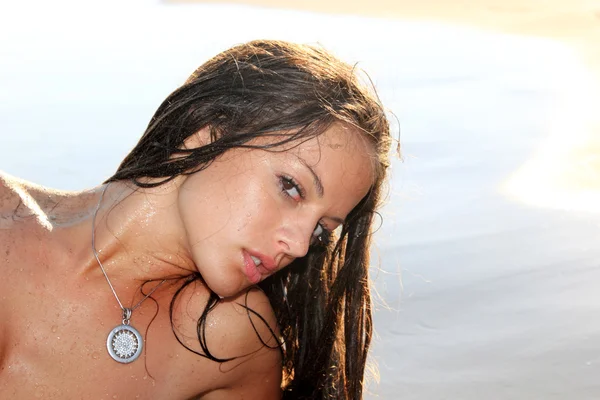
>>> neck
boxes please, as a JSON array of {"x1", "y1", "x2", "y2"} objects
[{"x1": 64, "y1": 179, "x2": 197, "y2": 304}]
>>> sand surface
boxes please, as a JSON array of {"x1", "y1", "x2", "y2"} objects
[{"x1": 167, "y1": 0, "x2": 600, "y2": 74}]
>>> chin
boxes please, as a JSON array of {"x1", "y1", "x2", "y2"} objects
[
  {"x1": 192, "y1": 257, "x2": 244, "y2": 299},
  {"x1": 200, "y1": 274, "x2": 246, "y2": 300}
]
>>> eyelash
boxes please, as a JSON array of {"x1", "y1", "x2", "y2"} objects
[
  {"x1": 279, "y1": 175, "x2": 305, "y2": 200},
  {"x1": 278, "y1": 175, "x2": 331, "y2": 247}
]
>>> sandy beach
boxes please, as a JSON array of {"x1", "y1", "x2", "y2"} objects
[{"x1": 168, "y1": 0, "x2": 600, "y2": 75}]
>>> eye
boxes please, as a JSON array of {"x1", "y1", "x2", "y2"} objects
[
  {"x1": 278, "y1": 175, "x2": 331, "y2": 247},
  {"x1": 311, "y1": 222, "x2": 331, "y2": 247},
  {"x1": 279, "y1": 175, "x2": 305, "y2": 201}
]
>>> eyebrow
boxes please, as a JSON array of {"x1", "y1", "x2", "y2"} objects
[
  {"x1": 297, "y1": 157, "x2": 324, "y2": 198},
  {"x1": 297, "y1": 157, "x2": 345, "y2": 226}
]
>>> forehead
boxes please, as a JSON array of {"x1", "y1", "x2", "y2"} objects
[{"x1": 292, "y1": 124, "x2": 373, "y2": 167}]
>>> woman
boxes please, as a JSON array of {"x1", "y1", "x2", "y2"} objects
[{"x1": 0, "y1": 40, "x2": 392, "y2": 399}]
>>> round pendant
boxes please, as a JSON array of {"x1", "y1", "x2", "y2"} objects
[{"x1": 106, "y1": 324, "x2": 143, "y2": 363}]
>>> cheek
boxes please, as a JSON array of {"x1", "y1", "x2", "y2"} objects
[
  {"x1": 180, "y1": 171, "x2": 282, "y2": 241},
  {"x1": 230, "y1": 180, "x2": 282, "y2": 233}
]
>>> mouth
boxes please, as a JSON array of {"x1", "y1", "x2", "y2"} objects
[
  {"x1": 250, "y1": 255, "x2": 262, "y2": 268},
  {"x1": 243, "y1": 250, "x2": 262, "y2": 284},
  {"x1": 243, "y1": 250, "x2": 278, "y2": 284}
]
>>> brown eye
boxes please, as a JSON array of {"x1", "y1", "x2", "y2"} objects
[
  {"x1": 282, "y1": 178, "x2": 295, "y2": 191},
  {"x1": 280, "y1": 176, "x2": 303, "y2": 200}
]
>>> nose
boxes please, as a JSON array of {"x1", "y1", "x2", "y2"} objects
[{"x1": 276, "y1": 216, "x2": 315, "y2": 259}]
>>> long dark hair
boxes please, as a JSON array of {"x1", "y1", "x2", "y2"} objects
[{"x1": 107, "y1": 40, "x2": 392, "y2": 399}]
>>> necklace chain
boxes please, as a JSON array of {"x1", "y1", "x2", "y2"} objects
[{"x1": 91, "y1": 184, "x2": 166, "y2": 322}]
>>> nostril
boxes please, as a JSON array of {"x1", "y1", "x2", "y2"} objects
[{"x1": 278, "y1": 239, "x2": 290, "y2": 252}]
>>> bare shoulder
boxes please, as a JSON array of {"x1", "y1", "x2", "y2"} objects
[
  {"x1": 0, "y1": 172, "x2": 55, "y2": 221},
  {"x1": 213, "y1": 287, "x2": 281, "y2": 357},
  {"x1": 0, "y1": 172, "x2": 36, "y2": 231},
  {"x1": 0, "y1": 171, "x2": 91, "y2": 229},
  {"x1": 0, "y1": 171, "x2": 23, "y2": 219},
  {"x1": 206, "y1": 288, "x2": 282, "y2": 399},
  {"x1": 174, "y1": 286, "x2": 282, "y2": 400}
]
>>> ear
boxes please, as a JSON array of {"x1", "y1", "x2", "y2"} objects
[{"x1": 182, "y1": 126, "x2": 212, "y2": 150}]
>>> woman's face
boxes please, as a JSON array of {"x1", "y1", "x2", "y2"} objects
[{"x1": 177, "y1": 124, "x2": 375, "y2": 298}]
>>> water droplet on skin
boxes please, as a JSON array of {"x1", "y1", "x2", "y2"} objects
[
  {"x1": 34, "y1": 385, "x2": 48, "y2": 398},
  {"x1": 91, "y1": 351, "x2": 100, "y2": 360},
  {"x1": 51, "y1": 325, "x2": 58, "y2": 333}
]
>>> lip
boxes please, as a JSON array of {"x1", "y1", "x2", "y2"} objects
[
  {"x1": 242, "y1": 250, "x2": 262, "y2": 284},
  {"x1": 246, "y1": 249, "x2": 277, "y2": 273}
]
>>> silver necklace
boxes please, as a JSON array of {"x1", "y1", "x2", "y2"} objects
[{"x1": 92, "y1": 185, "x2": 166, "y2": 363}]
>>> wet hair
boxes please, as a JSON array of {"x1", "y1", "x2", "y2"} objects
[{"x1": 106, "y1": 39, "x2": 392, "y2": 399}]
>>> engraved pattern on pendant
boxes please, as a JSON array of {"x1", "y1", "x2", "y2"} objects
[
  {"x1": 112, "y1": 329, "x2": 139, "y2": 358},
  {"x1": 107, "y1": 324, "x2": 143, "y2": 363}
]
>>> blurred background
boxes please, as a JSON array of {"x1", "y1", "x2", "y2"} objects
[{"x1": 2, "y1": 0, "x2": 600, "y2": 398}]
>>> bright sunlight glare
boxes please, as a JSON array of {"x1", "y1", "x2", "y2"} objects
[{"x1": 502, "y1": 52, "x2": 600, "y2": 213}]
